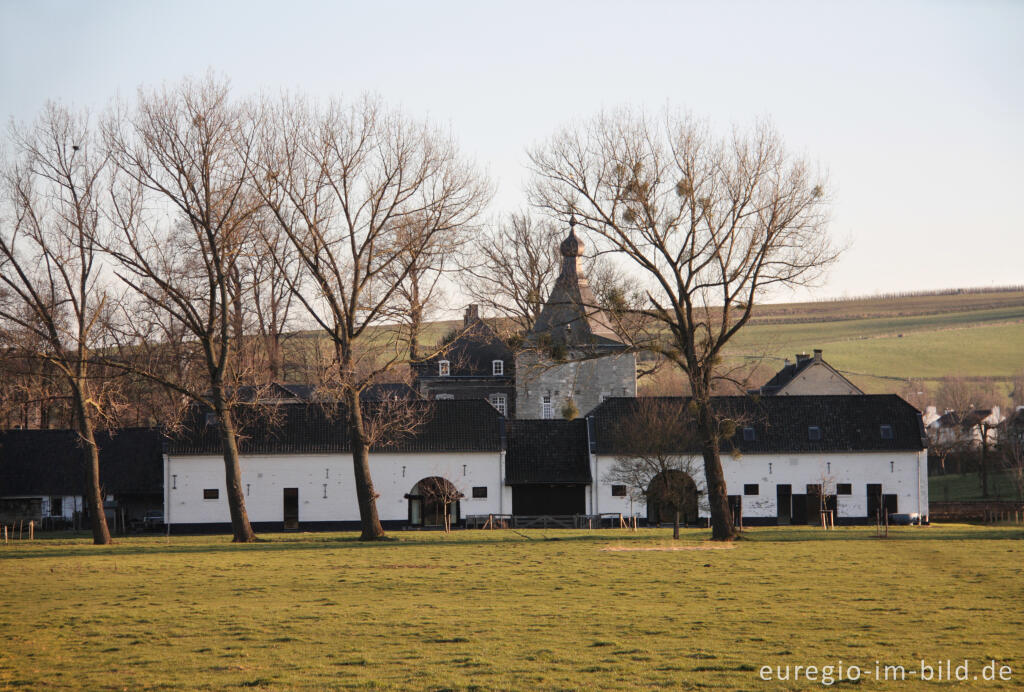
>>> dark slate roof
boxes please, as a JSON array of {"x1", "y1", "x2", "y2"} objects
[
  {"x1": 0, "y1": 428, "x2": 163, "y2": 496},
  {"x1": 505, "y1": 419, "x2": 592, "y2": 484},
  {"x1": 219, "y1": 382, "x2": 419, "y2": 402},
  {"x1": 165, "y1": 400, "x2": 503, "y2": 456},
  {"x1": 526, "y1": 223, "x2": 623, "y2": 349},
  {"x1": 414, "y1": 318, "x2": 514, "y2": 380},
  {"x1": 590, "y1": 395, "x2": 927, "y2": 455}
]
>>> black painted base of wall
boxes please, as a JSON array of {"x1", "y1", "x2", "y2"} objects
[{"x1": 168, "y1": 520, "x2": 410, "y2": 535}]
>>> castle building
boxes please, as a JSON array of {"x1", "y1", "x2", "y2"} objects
[{"x1": 514, "y1": 218, "x2": 636, "y2": 419}]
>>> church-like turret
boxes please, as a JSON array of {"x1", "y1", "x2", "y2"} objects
[
  {"x1": 515, "y1": 217, "x2": 636, "y2": 419},
  {"x1": 527, "y1": 216, "x2": 622, "y2": 348}
]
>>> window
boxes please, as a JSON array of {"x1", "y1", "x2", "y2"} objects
[
  {"x1": 611, "y1": 485, "x2": 627, "y2": 497},
  {"x1": 204, "y1": 412, "x2": 217, "y2": 426},
  {"x1": 541, "y1": 395, "x2": 553, "y2": 419},
  {"x1": 49, "y1": 497, "x2": 62, "y2": 516},
  {"x1": 742, "y1": 427, "x2": 756, "y2": 441},
  {"x1": 435, "y1": 393, "x2": 454, "y2": 400},
  {"x1": 808, "y1": 426, "x2": 822, "y2": 441},
  {"x1": 836, "y1": 483, "x2": 852, "y2": 495},
  {"x1": 492, "y1": 360, "x2": 504, "y2": 376},
  {"x1": 880, "y1": 424, "x2": 894, "y2": 439},
  {"x1": 203, "y1": 488, "x2": 219, "y2": 500},
  {"x1": 489, "y1": 393, "x2": 507, "y2": 416},
  {"x1": 743, "y1": 484, "x2": 759, "y2": 496},
  {"x1": 472, "y1": 486, "x2": 488, "y2": 499},
  {"x1": 438, "y1": 360, "x2": 450, "y2": 377}
]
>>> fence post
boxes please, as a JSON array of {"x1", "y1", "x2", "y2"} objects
[{"x1": 29, "y1": 520, "x2": 33, "y2": 541}]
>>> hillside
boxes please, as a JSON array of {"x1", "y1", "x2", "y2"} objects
[
  {"x1": 724, "y1": 288, "x2": 1024, "y2": 395},
  {"x1": 286, "y1": 288, "x2": 1024, "y2": 399}
]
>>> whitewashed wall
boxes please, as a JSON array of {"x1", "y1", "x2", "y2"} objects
[
  {"x1": 592, "y1": 450, "x2": 929, "y2": 520},
  {"x1": 164, "y1": 451, "x2": 504, "y2": 525}
]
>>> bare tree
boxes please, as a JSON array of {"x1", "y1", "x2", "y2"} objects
[
  {"x1": 999, "y1": 412, "x2": 1024, "y2": 503},
  {"x1": 531, "y1": 109, "x2": 837, "y2": 539},
  {"x1": 416, "y1": 476, "x2": 464, "y2": 534},
  {"x1": 0, "y1": 103, "x2": 118, "y2": 544},
  {"x1": 103, "y1": 76, "x2": 260, "y2": 542},
  {"x1": 603, "y1": 399, "x2": 704, "y2": 539},
  {"x1": 462, "y1": 212, "x2": 561, "y2": 334},
  {"x1": 932, "y1": 377, "x2": 1005, "y2": 494},
  {"x1": 250, "y1": 94, "x2": 490, "y2": 540}
]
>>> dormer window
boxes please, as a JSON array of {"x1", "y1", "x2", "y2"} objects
[
  {"x1": 492, "y1": 360, "x2": 504, "y2": 376},
  {"x1": 808, "y1": 426, "x2": 822, "y2": 441},
  {"x1": 880, "y1": 424, "x2": 894, "y2": 440},
  {"x1": 742, "y1": 427, "x2": 756, "y2": 442},
  {"x1": 438, "y1": 360, "x2": 450, "y2": 377}
]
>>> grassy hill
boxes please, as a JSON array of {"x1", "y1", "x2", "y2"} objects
[
  {"x1": 723, "y1": 288, "x2": 1024, "y2": 395},
  {"x1": 284, "y1": 287, "x2": 1024, "y2": 398}
]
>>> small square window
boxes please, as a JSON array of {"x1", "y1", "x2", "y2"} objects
[
  {"x1": 808, "y1": 426, "x2": 822, "y2": 441},
  {"x1": 742, "y1": 427, "x2": 756, "y2": 441},
  {"x1": 836, "y1": 483, "x2": 852, "y2": 495},
  {"x1": 492, "y1": 360, "x2": 504, "y2": 376},
  {"x1": 203, "y1": 488, "x2": 219, "y2": 500},
  {"x1": 472, "y1": 486, "x2": 487, "y2": 499},
  {"x1": 611, "y1": 485, "x2": 627, "y2": 497},
  {"x1": 880, "y1": 425, "x2": 894, "y2": 440},
  {"x1": 204, "y1": 412, "x2": 218, "y2": 426},
  {"x1": 438, "y1": 360, "x2": 450, "y2": 377},
  {"x1": 743, "y1": 483, "x2": 759, "y2": 496}
]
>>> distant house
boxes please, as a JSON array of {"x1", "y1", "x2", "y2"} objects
[
  {"x1": 756, "y1": 349, "x2": 863, "y2": 396},
  {"x1": 0, "y1": 428, "x2": 163, "y2": 528},
  {"x1": 924, "y1": 406, "x2": 1003, "y2": 449},
  {"x1": 413, "y1": 305, "x2": 516, "y2": 418}
]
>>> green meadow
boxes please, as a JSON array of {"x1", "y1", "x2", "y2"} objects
[{"x1": 2, "y1": 526, "x2": 1022, "y2": 690}]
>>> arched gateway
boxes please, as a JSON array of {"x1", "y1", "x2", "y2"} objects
[
  {"x1": 646, "y1": 470, "x2": 699, "y2": 526},
  {"x1": 406, "y1": 476, "x2": 462, "y2": 527}
]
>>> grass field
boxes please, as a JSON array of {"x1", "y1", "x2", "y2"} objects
[
  {"x1": 930, "y1": 470, "x2": 1022, "y2": 503},
  {"x1": 2, "y1": 526, "x2": 1022, "y2": 690}
]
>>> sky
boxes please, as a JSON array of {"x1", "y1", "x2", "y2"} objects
[{"x1": 1, "y1": 0, "x2": 1021, "y2": 301}]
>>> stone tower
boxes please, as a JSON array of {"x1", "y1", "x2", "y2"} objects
[{"x1": 514, "y1": 218, "x2": 636, "y2": 419}]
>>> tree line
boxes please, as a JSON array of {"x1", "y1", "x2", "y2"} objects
[{"x1": 1, "y1": 76, "x2": 836, "y2": 543}]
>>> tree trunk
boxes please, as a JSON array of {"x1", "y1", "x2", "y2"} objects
[
  {"x1": 673, "y1": 509, "x2": 680, "y2": 540},
  {"x1": 693, "y1": 402, "x2": 736, "y2": 541},
  {"x1": 70, "y1": 387, "x2": 111, "y2": 545},
  {"x1": 213, "y1": 395, "x2": 256, "y2": 543},
  {"x1": 345, "y1": 389, "x2": 386, "y2": 540}
]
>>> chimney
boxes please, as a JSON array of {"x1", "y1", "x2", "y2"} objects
[
  {"x1": 813, "y1": 349, "x2": 822, "y2": 363},
  {"x1": 795, "y1": 352, "x2": 811, "y2": 364},
  {"x1": 464, "y1": 304, "x2": 480, "y2": 327}
]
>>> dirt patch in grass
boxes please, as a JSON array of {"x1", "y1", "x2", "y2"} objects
[{"x1": 601, "y1": 543, "x2": 735, "y2": 552}]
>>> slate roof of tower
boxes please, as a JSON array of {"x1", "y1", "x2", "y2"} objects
[
  {"x1": 590, "y1": 395, "x2": 927, "y2": 455},
  {"x1": 526, "y1": 222, "x2": 624, "y2": 349},
  {"x1": 165, "y1": 400, "x2": 503, "y2": 455},
  {"x1": 0, "y1": 427, "x2": 163, "y2": 496},
  {"x1": 505, "y1": 419, "x2": 592, "y2": 484}
]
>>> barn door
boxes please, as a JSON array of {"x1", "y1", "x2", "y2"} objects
[
  {"x1": 283, "y1": 488, "x2": 299, "y2": 530},
  {"x1": 776, "y1": 484, "x2": 792, "y2": 525}
]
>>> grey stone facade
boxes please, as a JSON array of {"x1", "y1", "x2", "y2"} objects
[{"x1": 515, "y1": 349, "x2": 636, "y2": 420}]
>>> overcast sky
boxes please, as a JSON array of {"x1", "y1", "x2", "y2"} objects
[{"x1": 2, "y1": 0, "x2": 1021, "y2": 300}]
